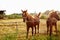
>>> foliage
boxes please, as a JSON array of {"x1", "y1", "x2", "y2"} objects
[
  {"x1": 5, "y1": 13, "x2": 22, "y2": 19},
  {"x1": 40, "y1": 15, "x2": 47, "y2": 19}
]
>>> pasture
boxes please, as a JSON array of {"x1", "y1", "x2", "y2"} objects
[{"x1": 0, "y1": 19, "x2": 60, "y2": 40}]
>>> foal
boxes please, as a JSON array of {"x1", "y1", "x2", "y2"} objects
[
  {"x1": 46, "y1": 11, "x2": 60, "y2": 36},
  {"x1": 21, "y1": 10, "x2": 40, "y2": 38}
]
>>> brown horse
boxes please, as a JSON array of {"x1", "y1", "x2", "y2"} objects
[
  {"x1": 46, "y1": 11, "x2": 60, "y2": 36},
  {"x1": 21, "y1": 10, "x2": 40, "y2": 38}
]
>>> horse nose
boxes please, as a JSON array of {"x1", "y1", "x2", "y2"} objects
[{"x1": 23, "y1": 20, "x2": 25, "y2": 22}]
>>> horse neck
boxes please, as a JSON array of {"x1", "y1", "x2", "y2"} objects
[{"x1": 26, "y1": 14, "x2": 34, "y2": 22}]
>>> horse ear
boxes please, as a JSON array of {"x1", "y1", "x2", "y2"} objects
[
  {"x1": 26, "y1": 10, "x2": 27, "y2": 12},
  {"x1": 38, "y1": 12, "x2": 41, "y2": 16},
  {"x1": 21, "y1": 10, "x2": 23, "y2": 12}
]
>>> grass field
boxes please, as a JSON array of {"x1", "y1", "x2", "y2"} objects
[{"x1": 0, "y1": 19, "x2": 60, "y2": 40}]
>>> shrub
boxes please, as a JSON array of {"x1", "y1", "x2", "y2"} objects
[
  {"x1": 5, "y1": 13, "x2": 22, "y2": 19},
  {"x1": 40, "y1": 15, "x2": 47, "y2": 19}
]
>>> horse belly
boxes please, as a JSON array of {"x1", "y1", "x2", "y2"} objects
[
  {"x1": 34, "y1": 22, "x2": 39, "y2": 25},
  {"x1": 26, "y1": 22, "x2": 34, "y2": 27}
]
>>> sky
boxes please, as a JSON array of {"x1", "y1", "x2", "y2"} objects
[{"x1": 0, "y1": 0, "x2": 60, "y2": 15}]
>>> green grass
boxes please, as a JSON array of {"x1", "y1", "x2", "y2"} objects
[
  {"x1": 0, "y1": 33, "x2": 17, "y2": 40},
  {"x1": 0, "y1": 19, "x2": 60, "y2": 40}
]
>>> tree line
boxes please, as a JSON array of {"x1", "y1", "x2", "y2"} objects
[{"x1": 2, "y1": 10, "x2": 60, "y2": 19}]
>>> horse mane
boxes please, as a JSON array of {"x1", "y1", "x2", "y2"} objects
[
  {"x1": 48, "y1": 11, "x2": 53, "y2": 18},
  {"x1": 26, "y1": 12, "x2": 34, "y2": 21},
  {"x1": 26, "y1": 12, "x2": 33, "y2": 18},
  {"x1": 25, "y1": 11, "x2": 41, "y2": 22},
  {"x1": 48, "y1": 11, "x2": 58, "y2": 18}
]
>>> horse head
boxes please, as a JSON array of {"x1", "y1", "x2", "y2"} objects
[
  {"x1": 49, "y1": 11, "x2": 60, "y2": 20},
  {"x1": 21, "y1": 10, "x2": 28, "y2": 22},
  {"x1": 54, "y1": 11, "x2": 60, "y2": 20}
]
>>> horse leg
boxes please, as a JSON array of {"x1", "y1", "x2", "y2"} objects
[
  {"x1": 46, "y1": 21, "x2": 50, "y2": 35},
  {"x1": 26, "y1": 27, "x2": 29, "y2": 38},
  {"x1": 47, "y1": 24, "x2": 49, "y2": 35},
  {"x1": 37, "y1": 24, "x2": 39, "y2": 33},
  {"x1": 35, "y1": 26, "x2": 36, "y2": 34},
  {"x1": 50, "y1": 25, "x2": 52, "y2": 36},
  {"x1": 55, "y1": 23, "x2": 57, "y2": 35},
  {"x1": 32, "y1": 27, "x2": 34, "y2": 36}
]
